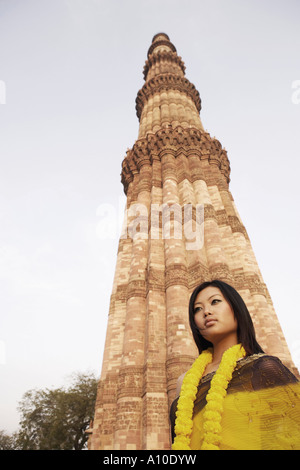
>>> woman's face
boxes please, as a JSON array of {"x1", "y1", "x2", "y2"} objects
[{"x1": 193, "y1": 286, "x2": 238, "y2": 345}]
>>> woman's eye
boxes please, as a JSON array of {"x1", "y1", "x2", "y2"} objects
[
  {"x1": 194, "y1": 307, "x2": 202, "y2": 314},
  {"x1": 211, "y1": 299, "x2": 221, "y2": 305}
]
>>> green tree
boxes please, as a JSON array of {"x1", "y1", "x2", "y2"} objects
[
  {"x1": 16, "y1": 372, "x2": 97, "y2": 450},
  {"x1": 0, "y1": 430, "x2": 19, "y2": 450}
]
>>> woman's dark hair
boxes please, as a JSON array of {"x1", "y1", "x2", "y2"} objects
[{"x1": 189, "y1": 279, "x2": 264, "y2": 356}]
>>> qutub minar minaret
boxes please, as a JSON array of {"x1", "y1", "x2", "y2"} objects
[{"x1": 88, "y1": 33, "x2": 297, "y2": 450}]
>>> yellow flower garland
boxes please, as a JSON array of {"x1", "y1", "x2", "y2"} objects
[{"x1": 172, "y1": 343, "x2": 246, "y2": 450}]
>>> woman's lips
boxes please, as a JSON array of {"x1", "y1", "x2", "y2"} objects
[{"x1": 205, "y1": 318, "x2": 217, "y2": 327}]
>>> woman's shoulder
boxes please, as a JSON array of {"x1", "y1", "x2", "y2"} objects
[
  {"x1": 238, "y1": 353, "x2": 298, "y2": 389},
  {"x1": 250, "y1": 354, "x2": 296, "y2": 374},
  {"x1": 238, "y1": 353, "x2": 291, "y2": 370},
  {"x1": 244, "y1": 353, "x2": 282, "y2": 367}
]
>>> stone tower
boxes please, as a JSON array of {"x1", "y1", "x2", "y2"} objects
[{"x1": 88, "y1": 33, "x2": 296, "y2": 450}]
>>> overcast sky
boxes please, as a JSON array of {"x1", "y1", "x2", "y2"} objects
[{"x1": 0, "y1": 0, "x2": 299, "y2": 434}]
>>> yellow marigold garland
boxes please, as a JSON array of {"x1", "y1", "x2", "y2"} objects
[{"x1": 172, "y1": 344, "x2": 246, "y2": 450}]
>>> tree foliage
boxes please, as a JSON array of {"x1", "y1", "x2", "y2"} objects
[
  {"x1": 15, "y1": 371, "x2": 97, "y2": 450},
  {"x1": 0, "y1": 430, "x2": 19, "y2": 450}
]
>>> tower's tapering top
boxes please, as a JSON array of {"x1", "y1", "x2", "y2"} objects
[
  {"x1": 136, "y1": 34, "x2": 201, "y2": 124},
  {"x1": 143, "y1": 33, "x2": 186, "y2": 82},
  {"x1": 147, "y1": 32, "x2": 177, "y2": 57},
  {"x1": 152, "y1": 32, "x2": 170, "y2": 42}
]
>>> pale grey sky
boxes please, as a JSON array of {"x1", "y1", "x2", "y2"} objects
[{"x1": 0, "y1": 0, "x2": 300, "y2": 433}]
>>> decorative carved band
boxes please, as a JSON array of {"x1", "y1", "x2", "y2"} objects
[
  {"x1": 121, "y1": 125, "x2": 230, "y2": 194},
  {"x1": 127, "y1": 279, "x2": 147, "y2": 299},
  {"x1": 143, "y1": 50, "x2": 186, "y2": 80},
  {"x1": 136, "y1": 74, "x2": 201, "y2": 120},
  {"x1": 209, "y1": 263, "x2": 233, "y2": 283},
  {"x1": 187, "y1": 264, "x2": 268, "y2": 298},
  {"x1": 146, "y1": 267, "x2": 165, "y2": 292},
  {"x1": 228, "y1": 215, "x2": 249, "y2": 239},
  {"x1": 233, "y1": 273, "x2": 267, "y2": 296},
  {"x1": 188, "y1": 262, "x2": 210, "y2": 288},
  {"x1": 204, "y1": 204, "x2": 217, "y2": 222},
  {"x1": 147, "y1": 38, "x2": 177, "y2": 57},
  {"x1": 117, "y1": 366, "x2": 144, "y2": 399},
  {"x1": 215, "y1": 209, "x2": 228, "y2": 226},
  {"x1": 166, "y1": 355, "x2": 196, "y2": 391},
  {"x1": 165, "y1": 263, "x2": 188, "y2": 289},
  {"x1": 214, "y1": 210, "x2": 249, "y2": 239},
  {"x1": 112, "y1": 266, "x2": 268, "y2": 310}
]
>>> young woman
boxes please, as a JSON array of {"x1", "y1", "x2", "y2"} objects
[{"x1": 170, "y1": 280, "x2": 300, "y2": 450}]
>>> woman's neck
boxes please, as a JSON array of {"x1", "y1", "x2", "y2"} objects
[
  {"x1": 203, "y1": 337, "x2": 240, "y2": 376},
  {"x1": 211, "y1": 336, "x2": 239, "y2": 365}
]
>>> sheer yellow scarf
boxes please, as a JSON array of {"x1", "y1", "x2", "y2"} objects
[{"x1": 190, "y1": 381, "x2": 300, "y2": 450}]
